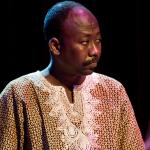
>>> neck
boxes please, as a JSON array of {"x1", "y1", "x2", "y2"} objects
[{"x1": 41, "y1": 63, "x2": 86, "y2": 90}]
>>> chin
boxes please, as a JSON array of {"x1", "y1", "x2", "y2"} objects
[{"x1": 81, "y1": 69, "x2": 94, "y2": 75}]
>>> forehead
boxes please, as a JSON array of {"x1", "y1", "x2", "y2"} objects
[{"x1": 62, "y1": 6, "x2": 100, "y2": 35}]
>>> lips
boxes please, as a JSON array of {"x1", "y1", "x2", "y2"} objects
[
  {"x1": 83, "y1": 61, "x2": 97, "y2": 69},
  {"x1": 88, "y1": 62, "x2": 97, "y2": 67},
  {"x1": 84, "y1": 58, "x2": 97, "y2": 66}
]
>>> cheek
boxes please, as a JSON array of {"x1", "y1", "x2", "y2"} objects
[
  {"x1": 62, "y1": 42, "x2": 88, "y2": 65},
  {"x1": 98, "y1": 49, "x2": 102, "y2": 59},
  {"x1": 73, "y1": 51, "x2": 87, "y2": 65},
  {"x1": 73, "y1": 45, "x2": 88, "y2": 59}
]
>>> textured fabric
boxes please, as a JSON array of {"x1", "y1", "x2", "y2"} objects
[{"x1": 0, "y1": 71, "x2": 145, "y2": 149}]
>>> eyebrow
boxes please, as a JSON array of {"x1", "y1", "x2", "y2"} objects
[{"x1": 80, "y1": 32, "x2": 101, "y2": 38}]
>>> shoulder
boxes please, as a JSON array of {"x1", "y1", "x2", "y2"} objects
[
  {"x1": 91, "y1": 72, "x2": 123, "y2": 89},
  {"x1": 0, "y1": 71, "x2": 40, "y2": 97},
  {"x1": 88, "y1": 72, "x2": 129, "y2": 101}
]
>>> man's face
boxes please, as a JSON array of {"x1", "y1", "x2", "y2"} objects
[{"x1": 58, "y1": 7, "x2": 102, "y2": 76}]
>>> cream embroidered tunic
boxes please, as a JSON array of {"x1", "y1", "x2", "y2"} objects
[{"x1": 0, "y1": 71, "x2": 145, "y2": 149}]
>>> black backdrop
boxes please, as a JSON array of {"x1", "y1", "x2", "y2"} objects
[{"x1": 2, "y1": 0, "x2": 148, "y2": 139}]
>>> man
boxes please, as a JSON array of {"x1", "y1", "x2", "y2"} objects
[{"x1": 0, "y1": 1, "x2": 145, "y2": 149}]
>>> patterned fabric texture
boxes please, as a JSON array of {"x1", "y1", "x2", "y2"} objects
[{"x1": 0, "y1": 71, "x2": 145, "y2": 149}]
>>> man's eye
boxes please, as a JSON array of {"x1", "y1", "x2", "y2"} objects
[
  {"x1": 96, "y1": 39, "x2": 102, "y2": 43},
  {"x1": 81, "y1": 41, "x2": 89, "y2": 45}
]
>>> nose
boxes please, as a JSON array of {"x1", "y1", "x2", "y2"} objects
[{"x1": 89, "y1": 41, "x2": 101, "y2": 57}]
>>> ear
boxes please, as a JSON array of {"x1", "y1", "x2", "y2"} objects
[{"x1": 48, "y1": 38, "x2": 60, "y2": 56}]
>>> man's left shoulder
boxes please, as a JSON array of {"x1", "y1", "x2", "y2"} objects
[{"x1": 91, "y1": 72, "x2": 123, "y2": 88}]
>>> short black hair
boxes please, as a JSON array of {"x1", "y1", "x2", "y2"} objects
[{"x1": 43, "y1": 1, "x2": 85, "y2": 43}]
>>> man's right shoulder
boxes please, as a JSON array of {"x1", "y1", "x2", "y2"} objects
[{"x1": 0, "y1": 71, "x2": 39, "y2": 96}]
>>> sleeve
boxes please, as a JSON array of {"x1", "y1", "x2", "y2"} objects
[
  {"x1": 0, "y1": 83, "x2": 24, "y2": 150},
  {"x1": 145, "y1": 120, "x2": 150, "y2": 150},
  {"x1": 118, "y1": 84, "x2": 145, "y2": 149}
]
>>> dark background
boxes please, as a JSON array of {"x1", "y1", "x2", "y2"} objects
[{"x1": 2, "y1": 0, "x2": 148, "y2": 139}]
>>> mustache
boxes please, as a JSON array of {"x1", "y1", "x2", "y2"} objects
[{"x1": 83, "y1": 57, "x2": 98, "y2": 66}]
